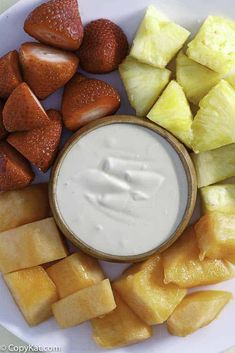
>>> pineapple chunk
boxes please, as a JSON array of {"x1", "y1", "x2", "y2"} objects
[
  {"x1": 192, "y1": 80, "x2": 235, "y2": 152},
  {"x1": 226, "y1": 72, "x2": 235, "y2": 90},
  {"x1": 119, "y1": 56, "x2": 171, "y2": 117},
  {"x1": 201, "y1": 184, "x2": 235, "y2": 214},
  {"x1": 113, "y1": 255, "x2": 186, "y2": 325},
  {"x1": 0, "y1": 218, "x2": 67, "y2": 273},
  {"x1": 52, "y1": 279, "x2": 116, "y2": 328},
  {"x1": 46, "y1": 252, "x2": 105, "y2": 298},
  {"x1": 167, "y1": 290, "x2": 232, "y2": 336},
  {"x1": 130, "y1": 5, "x2": 190, "y2": 68},
  {"x1": 0, "y1": 183, "x2": 50, "y2": 233},
  {"x1": 147, "y1": 80, "x2": 193, "y2": 147},
  {"x1": 91, "y1": 290, "x2": 152, "y2": 348},
  {"x1": 163, "y1": 226, "x2": 234, "y2": 288},
  {"x1": 176, "y1": 51, "x2": 222, "y2": 105},
  {"x1": 4, "y1": 266, "x2": 58, "y2": 326},
  {"x1": 192, "y1": 144, "x2": 235, "y2": 187},
  {"x1": 195, "y1": 212, "x2": 235, "y2": 264},
  {"x1": 187, "y1": 16, "x2": 235, "y2": 74}
]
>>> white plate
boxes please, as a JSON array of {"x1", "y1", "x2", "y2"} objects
[{"x1": 0, "y1": 0, "x2": 235, "y2": 352}]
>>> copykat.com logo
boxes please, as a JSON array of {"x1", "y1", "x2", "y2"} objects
[{"x1": 0, "y1": 345, "x2": 61, "y2": 352}]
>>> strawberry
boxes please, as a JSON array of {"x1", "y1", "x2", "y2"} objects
[
  {"x1": 0, "y1": 102, "x2": 7, "y2": 140},
  {"x1": 0, "y1": 141, "x2": 34, "y2": 191},
  {"x1": 79, "y1": 19, "x2": 129, "y2": 73},
  {"x1": 0, "y1": 50, "x2": 22, "y2": 99},
  {"x1": 24, "y1": 0, "x2": 84, "y2": 51},
  {"x1": 3, "y1": 83, "x2": 50, "y2": 132},
  {"x1": 62, "y1": 74, "x2": 121, "y2": 131},
  {"x1": 8, "y1": 109, "x2": 62, "y2": 172}
]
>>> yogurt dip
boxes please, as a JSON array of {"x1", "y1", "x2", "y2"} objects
[{"x1": 54, "y1": 122, "x2": 189, "y2": 257}]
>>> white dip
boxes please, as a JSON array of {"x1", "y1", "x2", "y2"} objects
[{"x1": 55, "y1": 123, "x2": 188, "y2": 256}]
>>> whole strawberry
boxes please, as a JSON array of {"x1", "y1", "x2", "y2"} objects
[{"x1": 79, "y1": 19, "x2": 129, "y2": 74}]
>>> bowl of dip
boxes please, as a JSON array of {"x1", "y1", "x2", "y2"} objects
[{"x1": 49, "y1": 115, "x2": 197, "y2": 262}]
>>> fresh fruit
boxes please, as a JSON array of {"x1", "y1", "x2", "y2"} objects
[
  {"x1": 113, "y1": 255, "x2": 186, "y2": 325},
  {"x1": 3, "y1": 83, "x2": 50, "y2": 132},
  {"x1": 52, "y1": 279, "x2": 116, "y2": 328},
  {"x1": 62, "y1": 74, "x2": 121, "y2": 131},
  {"x1": 187, "y1": 16, "x2": 235, "y2": 74},
  {"x1": 147, "y1": 80, "x2": 193, "y2": 147},
  {"x1": 0, "y1": 141, "x2": 34, "y2": 192},
  {"x1": 8, "y1": 109, "x2": 62, "y2": 172},
  {"x1": 0, "y1": 102, "x2": 7, "y2": 140},
  {"x1": 130, "y1": 5, "x2": 190, "y2": 68},
  {"x1": 91, "y1": 290, "x2": 152, "y2": 348},
  {"x1": 0, "y1": 183, "x2": 50, "y2": 233},
  {"x1": 167, "y1": 291, "x2": 232, "y2": 336},
  {"x1": 192, "y1": 144, "x2": 235, "y2": 187},
  {"x1": 163, "y1": 226, "x2": 234, "y2": 288},
  {"x1": 192, "y1": 80, "x2": 235, "y2": 152},
  {"x1": 24, "y1": 0, "x2": 83, "y2": 51},
  {"x1": 79, "y1": 19, "x2": 128, "y2": 74},
  {"x1": 4, "y1": 266, "x2": 58, "y2": 326},
  {"x1": 46, "y1": 252, "x2": 105, "y2": 298},
  {"x1": 119, "y1": 56, "x2": 171, "y2": 117},
  {"x1": 201, "y1": 184, "x2": 235, "y2": 214},
  {"x1": 226, "y1": 72, "x2": 235, "y2": 90},
  {"x1": 176, "y1": 51, "x2": 222, "y2": 105},
  {"x1": 19, "y1": 42, "x2": 79, "y2": 100},
  {"x1": 195, "y1": 212, "x2": 235, "y2": 264},
  {"x1": 0, "y1": 217, "x2": 67, "y2": 273},
  {"x1": 0, "y1": 50, "x2": 22, "y2": 99}
]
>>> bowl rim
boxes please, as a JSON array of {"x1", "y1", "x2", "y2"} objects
[{"x1": 49, "y1": 115, "x2": 197, "y2": 263}]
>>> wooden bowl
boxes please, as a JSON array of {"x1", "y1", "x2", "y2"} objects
[{"x1": 49, "y1": 115, "x2": 197, "y2": 263}]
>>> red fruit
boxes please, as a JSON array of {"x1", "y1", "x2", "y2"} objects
[
  {"x1": 19, "y1": 42, "x2": 79, "y2": 100},
  {"x1": 24, "y1": 0, "x2": 84, "y2": 51},
  {"x1": 62, "y1": 74, "x2": 121, "y2": 131},
  {"x1": 79, "y1": 19, "x2": 129, "y2": 73},
  {"x1": 3, "y1": 83, "x2": 50, "y2": 132},
  {"x1": 0, "y1": 141, "x2": 34, "y2": 191},
  {"x1": 0, "y1": 102, "x2": 7, "y2": 140},
  {"x1": 0, "y1": 51, "x2": 22, "y2": 99},
  {"x1": 8, "y1": 109, "x2": 62, "y2": 172}
]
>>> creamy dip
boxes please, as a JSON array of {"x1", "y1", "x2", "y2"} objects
[{"x1": 55, "y1": 123, "x2": 188, "y2": 256}]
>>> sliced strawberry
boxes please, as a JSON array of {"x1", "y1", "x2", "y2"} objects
[
  {"x1": 0, "y1": 102, "x2": 7, "y2": 140},
  {"x1": 24, "y1": 0, "x2": 84, "y2": 51},
  {"x1": 0, "y1": 141, "x2": 34, "y2": 191},
  {"x1": 8, "y1": 109, "x2": 62, "y2": 172},
  {"x1": 62, "y1": 74, "x2": 121, "y2": 131},
  {"x1": 79, "y1": 19, "x2": 129, "y2": 73},
  {"x1": 3, "y1": 83, "x2": 50, "y2": 132},
  {"x1": 19, "y1": 42, "x2": 79, "y2": 100},
  {"x1": 0, "y1": 50, "x2": 22, "y2": 99}
]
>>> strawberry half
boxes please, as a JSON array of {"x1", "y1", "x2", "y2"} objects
[
  {"x1": 19, "y1": 42, "x2": 79, "y2": 100},
  {"x1": 0, "y1": 102, "x2": 7, "y2": 140},
  {"x1": 3, "y1": 83, "x2": 50, "y2": 132},
  {"x1": 62, "y1": 74, "x2": 121, "y2": 131},
  {"x1": 24, "y1": 0, "x2": 84, "y2": 51},
  {"x1": 0, "y1": 141, "x2": 34, "y2": 191},
  {"x1": 0, "y1": 50, "x2": 22, "y2": 99},
  {"x1": 8, "y1": 109, "x2": 62, "y2": 172},
  {"x1": 79, "y1": 19, "x2": 129, "y2": 73}
]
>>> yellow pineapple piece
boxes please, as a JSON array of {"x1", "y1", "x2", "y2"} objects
[
  {"x1": 113, "y1": 255, "x2": 186, "y2": 325},
  {"x1": 46, "y1": 252, "x2": 105, "y2": 298},
  {"x1": 176, "y1": 51, "x2": 222, "y2": 105},
  {"x1": 163, "y1": 226, "x2": 234, "y2": 288},
  {"x1": 91, "y1": 290, "x2": 152, "y2": 348},
  {"x1": 192, "y1": 80, "x2": 235, "y2": 153},
  {"x1": 226, "y1": 72, "x2": 235, "y2": 90},
  {"x1": 4, "y1": 266, "x2": 58, "y2": 326},
  {"x1": 187, "y1": 16, "x2": 235, "y2": 73},
  {"x1": 147, "y1": 80, "x2": 193, "y2": 148},
  {"x1": 195, "y1": 212, "x2": 235, "y2": 264},
  {"x1": 0, "y1": 183, "x2": 50, "y2": 233},
  {"x1": 167, "y1": 290, "x2": 232, "y2": 336},
  {"x1": 201, "y1": 184, "x2": 235, "y2": 214},
  {"x1": 130, "y1": 5, "x2": 190, "y2": 68},
  {"x1": 192, "y1": 144, "x2": 235, "y2": 187},
  {"x1": 0, "y1": 218, "x2": 67, "y2": 273},
  {"x1": 52, "y1": 279, "x2": 116, "y2": 328}
]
